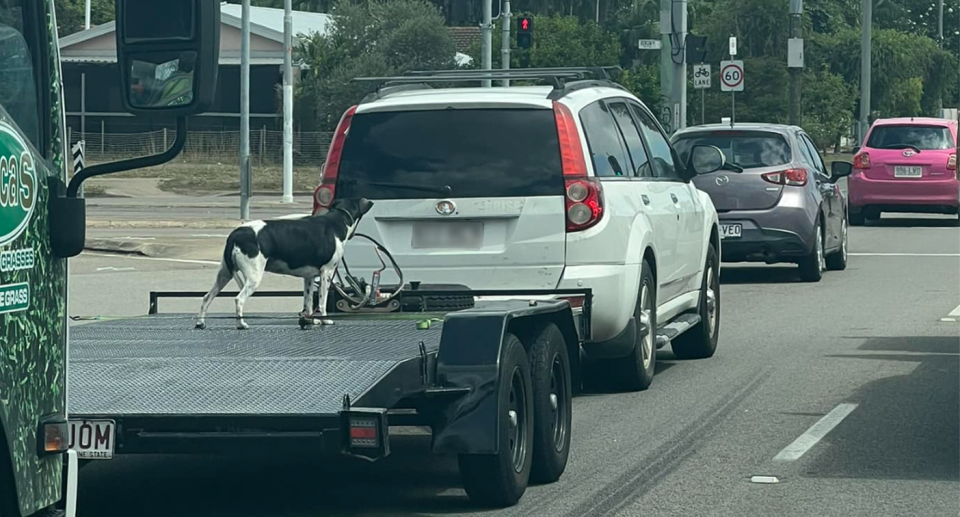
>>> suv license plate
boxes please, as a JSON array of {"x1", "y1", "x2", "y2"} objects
[
  {"x1": 894, "y1": 166, "x2": 922, "y2": 178},
  {"x1": 412, "y1": 221, "x2": 483, "y2": 249},
  {"x1": 720, "y1": 224, "x2": 742, "y2": 239},
  {"x1": 68, "y1": 419, "x2": 115, "y2": 460}
]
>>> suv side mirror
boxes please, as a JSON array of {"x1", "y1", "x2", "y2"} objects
[
  {"x1": 830, "y1": 161, "x2": 853, "y2": 182},
  {"x1": 116, "y1": 0, "x2": 220, "y2": 116},
  {"x1": 686, "y1": 145, "x2": 727, "y2": 176}
]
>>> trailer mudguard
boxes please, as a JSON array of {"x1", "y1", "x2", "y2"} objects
[{"x1": 431, "y1": 300, "x2": 578, "y2": 455}]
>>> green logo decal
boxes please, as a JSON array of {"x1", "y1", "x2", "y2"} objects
[
  {"x1": 0, "y1": 282, "x2": 29, "y2": 314},
  {"x1": 0, "y1": 122, "x2": 38, "y2": 247}
]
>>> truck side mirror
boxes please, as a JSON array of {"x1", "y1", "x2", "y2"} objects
[{"x1": 115, "y1": 0, "x2": 220, "y2": 116}]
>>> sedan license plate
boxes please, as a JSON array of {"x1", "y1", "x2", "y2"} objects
[
  {"x1": 720, "y1": 224, "x2": 742, "y2": 239},
  {"x1": 894, "y1": 166, "x2": 923, "y2": 178},
  {"x1": 412, "y1": 221, "x2": 483, "y2": 249},
  {"x1": 68, "y1": 419, "x2": 115, "y2": 460}
]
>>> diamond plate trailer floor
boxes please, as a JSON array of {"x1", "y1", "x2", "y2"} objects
[{"x1": 68, "y1": 313, "x2": 443, "y2": 417}]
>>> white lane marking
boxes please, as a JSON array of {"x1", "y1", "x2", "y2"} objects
[
  {"x1": 941, "y1": 318, "x2": 958, "y2": 322},
  {"x1": 849, "y1": 253, "x2": 960, "y2": 257},
  {"x1": 85, "y1": 252, "x2": 220, "y2": 266},
  {"x1": 190, "y1": 234, "x2": 230, "y2": 238},
  {"x1": 96, "y1": 266, "x2": 135, "y2": 272},
  {"x1": 750, "y1": 476, "x2": 781, "y2": 484},
  {"x1": 773, "y1": 403, "x2": 859, "y2": 462}
]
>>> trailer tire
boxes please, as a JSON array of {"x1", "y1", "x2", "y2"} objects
[
  {"x1": 458, "y1": 333, "x2": 533, "y2": 508},
  {"x1": 525, "y1": 323, "x2": 572, "y2": 484}
]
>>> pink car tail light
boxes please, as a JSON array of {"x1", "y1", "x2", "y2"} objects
[{"x1": 853, "y1": 152, "x2": 871, "y2": 170}]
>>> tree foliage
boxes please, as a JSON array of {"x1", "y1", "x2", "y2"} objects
[{"x1": 54, "y1": 0, "x2": 114, "y2": 36}]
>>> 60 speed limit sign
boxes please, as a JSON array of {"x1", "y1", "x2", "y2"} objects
[{"x1": 720, "y1": 60, "x2": 744, "y2": 92}]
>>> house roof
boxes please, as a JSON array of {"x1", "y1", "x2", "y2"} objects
[
  {"x1": 219, "y1": 3, "x2": 332, "y2": 42},
  {"x1": 448, "y1": 26, "x2": 480, "y2": 54}
]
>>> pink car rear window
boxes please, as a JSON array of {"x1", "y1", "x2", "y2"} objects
[{"x1": 866, "y1": 125, "x2": 955, "y2": 151}]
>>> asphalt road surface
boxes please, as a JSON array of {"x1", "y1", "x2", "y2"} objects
[{"x1": 69, "y1": 214, "x2": 960, "y2": 517}]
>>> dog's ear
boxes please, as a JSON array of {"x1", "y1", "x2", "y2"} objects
[{"x1": 358, "y1": 198, "x2": 374, "y2": 215}]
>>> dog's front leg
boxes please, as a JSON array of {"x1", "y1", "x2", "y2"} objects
[
  {"x1": 315, "y1": 269, "x2": 335, "y2": 326},
  {"x1": 300, "y1": 277, "x2": 316, "y2": 319}
]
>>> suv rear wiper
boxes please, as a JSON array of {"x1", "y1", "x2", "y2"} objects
[{"x1": 349, "y1": 180, "x2": 453, "y2": 196}]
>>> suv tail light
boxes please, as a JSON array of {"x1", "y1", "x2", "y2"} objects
[
  {"x1": 853, "y1": 152, "x2": 871, "y2": 169},
  {"x1": 313, "y1": 105, "x2": 358, "y2": 214},
  {"x1": 761, "y1": 168, "x2": 807, "y2": 187},
  {"x1": 554, "y1": 101, "x2": 603, "y2": 232}
]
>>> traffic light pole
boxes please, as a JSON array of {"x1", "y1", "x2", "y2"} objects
[{"x1": 501, "y1": 0, "x2": 511, "y2": 87}]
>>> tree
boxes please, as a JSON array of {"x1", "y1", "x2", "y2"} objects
[
  {"x1": 295, "y1": 0, "x2": 457, "y2": 131},
  {"x1": 801, "y1": 70, "x2": 856, "y2": 151},
  {"x1": 54, "y1": 0, "x2": 114, "y2": 36}
]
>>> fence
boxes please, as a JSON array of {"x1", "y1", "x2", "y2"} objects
[{"x1": 68, "y1": 128, "x2": 334, "y2": 168}]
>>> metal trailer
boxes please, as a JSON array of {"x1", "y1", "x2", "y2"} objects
[{"x1": 66, "y1": 288, "x2": 591, "y2": 507}]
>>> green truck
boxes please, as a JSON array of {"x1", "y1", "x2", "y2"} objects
[{"x1": 0, "y1": 1, "x2": 220, "y2": 515}]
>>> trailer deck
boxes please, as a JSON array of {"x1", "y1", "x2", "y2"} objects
[{"x1": 69, "y1": 313, "x2": 445, "y2": 416}]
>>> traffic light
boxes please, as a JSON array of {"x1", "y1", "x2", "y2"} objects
[{"x1": 517, "y1": 16, "x2": 533, "y2": 49}]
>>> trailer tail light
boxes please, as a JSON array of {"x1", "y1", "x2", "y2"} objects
[
  {"x1": 39, "y1": 419, "x2": 69, "y2": 455},
  {"x1": 313, "y1": 105, "x2": 358, "y2": 214},
  {"x1": 761, "y1": 168, "x2": 808, "y2": 187},
  {"x1": 554, "y1": 101, "x2": 603, "y2": 232},
  {"x1": 853, "y1": 152, "x2": 871, "y2": 170},
  {"x1": 341, "y1": 407, "x2": 390, "y2": 460}
]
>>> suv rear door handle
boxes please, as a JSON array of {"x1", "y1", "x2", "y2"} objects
[
  {"x1": 641, "y1": 194, "x2": 651, "y2": 205},
  {"x1": 670, "y1": 193, "x2": 679, "y2": 204}
]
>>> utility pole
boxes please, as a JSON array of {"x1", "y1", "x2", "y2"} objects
[
  {"x1": 79, "y1": 0, "x2": 91, "y2": 197},
  {"x1": 281, "y1": 0, "x2": 294, "y2": 204},
  {"x1": 672, "y1": 0, "x2": 688, "y2": 131},
  {"x1": 659, "y1": 0, "x2": 674, "y2": 132},
  {"x1": 481, "y1": 0, "x2": 492, "y2": 87},
  {"x1": 936, "y1": 0, "x2": 944, "y2": 116},
  {"x1": 501, "y1": 0, "x2": 511, "y2": 87},
  {"x1": 858, "y1": 0, "x2": 872, "y2": 144},
  {"x1": 788, "y1": 0, "x2": 803, "y2": 126},
  {"x1": 240, "y1": 0, "x2": 252, "y2": 220}
]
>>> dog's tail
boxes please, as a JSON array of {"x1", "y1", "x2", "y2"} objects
[{"x1": 222, "y1": 226, "x2": 259, "y2": 274}]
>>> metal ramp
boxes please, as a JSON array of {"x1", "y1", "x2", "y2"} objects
[{"x1": 68, "y1": 314, "x2": 443, "y2": 416}]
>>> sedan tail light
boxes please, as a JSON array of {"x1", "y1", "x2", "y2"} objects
[
  {"x1": 853, "y1": 152, "x2": 871, "y2": 169},
  {"x1": 947, "y1": 153, "x2": 956, "y2": 172},
  {"x1": 761, "y1": 168, "x2": 808, "y2": 187}
]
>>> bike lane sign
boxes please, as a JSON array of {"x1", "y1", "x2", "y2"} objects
[
  {"x1": 693, "y1": 64, "x2": 711, "y2": 89},
  {"x1": 720, "y1": 60, "x2": 744, "y2": 92}
]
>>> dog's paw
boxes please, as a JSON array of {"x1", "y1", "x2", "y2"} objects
[
  {"x1": 194, "y1": 322, "x2": 206, "y2": 330},
  {"x1": 236, "y1": 321, "x2": 250, "y2": 330}
]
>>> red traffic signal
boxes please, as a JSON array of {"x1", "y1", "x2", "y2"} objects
[{"x1": 518, "y1": 16, "x2": 533, "y2": 33}]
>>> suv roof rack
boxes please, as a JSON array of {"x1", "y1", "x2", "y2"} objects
[{"x1": 354, "y1": 66, "x2": 626, "y2": 103}]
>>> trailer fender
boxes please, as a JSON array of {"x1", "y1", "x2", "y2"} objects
[{"x1": 431, "y1": 301, "x2": 578, "y2": 455}]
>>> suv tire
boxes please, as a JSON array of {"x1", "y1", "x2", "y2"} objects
[
  {"x1": 605, "y1": 261, "x2": 656, "y2": 392},
  {"x1": 672, "y1": 243, "x2": 720, "y2": 360}
]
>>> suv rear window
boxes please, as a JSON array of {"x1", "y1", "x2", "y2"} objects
[
  {"x1": 673, "y1": 131, "x2": 792, "y2": 169},
  {"x1": 866, "y1": 125, "x2": 955, "y2": 150},
  {"x1": 335, "y1": 108, "x2": 564, "y2": 200}
]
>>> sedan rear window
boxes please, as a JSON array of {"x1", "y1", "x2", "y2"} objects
[
  {"x1": 672, "y1": 131, "x2": 792, "y2": 169},
  {"x1": 866, "y1": 125, "x2": 955, "y2": 151},
  {"x1": 335, "y1": 108, "x2": 564, "y2": 200}
]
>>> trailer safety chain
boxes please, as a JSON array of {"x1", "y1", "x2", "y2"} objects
[{"x1": 326, "y1": 233, "x2": 405, "y2": 311}]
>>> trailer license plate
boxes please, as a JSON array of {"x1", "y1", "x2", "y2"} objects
[
  {"x1": 412, "y1": 221, "x2": 483, "y2": 249},
  {"x1": 68, "y1": 419, "x2": 115, "y2": 460},
  {"x1": 894, "y1": 166, "x2": 922, "y2": 178},
  {"x1": 720, "y1": 224, "x2": 742, "y2": 239}
]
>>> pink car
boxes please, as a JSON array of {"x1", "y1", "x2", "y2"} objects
[{"x1": 848, "y1": 117, "x2": 959, "y2": 225}]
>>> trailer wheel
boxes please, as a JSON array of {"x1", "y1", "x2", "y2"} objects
[
  {"x1": 458, "y1": 333, "x2": 533, "y2": 507},
  {"x1": 525, "y1": 323, "x2": 572, "y2": 484}
]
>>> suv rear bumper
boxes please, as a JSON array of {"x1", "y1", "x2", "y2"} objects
[
  {"x1": 557, "y1": 263, "x2": 638, "y2": 352},
  {"x1": 849, "y1": 173, "x2": 960, "y2": 210}
]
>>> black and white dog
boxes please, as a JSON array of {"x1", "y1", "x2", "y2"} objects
[{"x1": 195, "y1": 198, "x2": 374, "y2": 330}]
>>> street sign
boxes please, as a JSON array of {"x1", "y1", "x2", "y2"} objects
[
  {"x1": 638, "y1": 39, "x2": 662, "y2": 50},
  {"x1": 72, "y1": 140, "x2": 85, "y2": 174},
  {"x1": 693, "y1": 64, "x2": 711, "y2": 89},
  {"x1": 720, "y1": 60, "x2": 744, "y2": 92},
  {"x1": 729, "y1": 36, "x2": 738, "y2": 56}
]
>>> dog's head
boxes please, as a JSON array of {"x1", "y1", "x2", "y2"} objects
[{"x1": 330, "y1": 198, "x2": 374, "y2": 238}]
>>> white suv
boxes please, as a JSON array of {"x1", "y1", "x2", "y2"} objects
[{"x1": 313, "y1": 68, "x2": 725, "y2": 391}]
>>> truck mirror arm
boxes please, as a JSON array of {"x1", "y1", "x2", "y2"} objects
[{"x1": 66, "y1": 116, "x2": 188, "y2": 198}]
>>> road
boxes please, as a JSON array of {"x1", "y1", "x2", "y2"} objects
[{"x1": 70, "y1": 213, "x2": 959, "y2": 517}]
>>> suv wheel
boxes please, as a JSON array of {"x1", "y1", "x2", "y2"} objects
[
  {"x1": 605, "y1": 261, "x2": 656, "y2": 392},
  {"x1": 672, "y1": 243, "x2": 720, "y2": 360},
  {"x1": 798, "y1": 220, "x2": 824, "y2": 282}
]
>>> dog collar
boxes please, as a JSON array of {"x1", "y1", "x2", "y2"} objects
[{"x1": 333, "y1": 207, "x2": 355, "y2": 226}]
